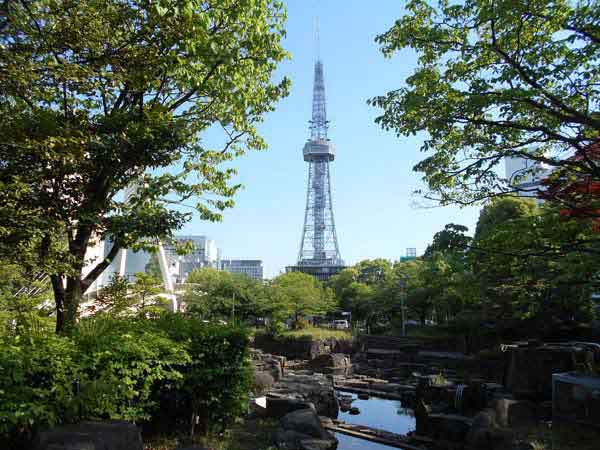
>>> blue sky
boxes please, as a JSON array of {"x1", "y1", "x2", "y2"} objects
[{"x1": 179, "y1": 0, "x2": 481, "y2": 277}]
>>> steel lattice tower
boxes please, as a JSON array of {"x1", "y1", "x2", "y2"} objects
[{"x1": 288, "y1": 56, "x2": 344, "y2": 281}]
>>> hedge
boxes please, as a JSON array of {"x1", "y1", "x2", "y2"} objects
[{"x1": 0, "y1": 313, "x2": 252, "y2": 447}]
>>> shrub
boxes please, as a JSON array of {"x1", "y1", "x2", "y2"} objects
[
  {"x1": 154, "y1": 314, "x2": 253, "y2": 435},
  {"x1": 71, "y1": 315, "x2": 190, "y2": 421},
  {"x1": 0, "y1": 313, "x2": 252, "y2": 446},
  {"x1": 0, "y1": 334, "x2": 80, "y2": 445}
]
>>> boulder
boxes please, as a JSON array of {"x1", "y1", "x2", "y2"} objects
[
  {"x1": 338, "y1": 397, "x2": 352, "y2": 412},
  {"x1": 308, "y1": 354, "x2": 351, "y2": 371},
  {"x1": 466, "y1": 425, "x2": 514, "y2": 450},
  {"x1": 426, "y1": 414, "x2": 473, "y2": 442},
  {"x1": 281, "y1": 409, "x2": 330, "y2": 439},
  {"x1": 466, "y1": 410, "x2": 514, "y2": 450},
  {"x1": 269, "y1": 371, "x2": 339, "y2": 418},
  {"x1": 254, "y1": 370, "x2": 276, "y2": 392},
  {"x1": 274, "y1": 429, "x2": 337, "y2": 450},
  {"x1": 492, "y1": 398, "x2": 536, "y2": 428},
  {"x1": 504, "y1": 345, "x2": 592, "y2": 400},
  {"x1": 34, "y1": 421, "x2": 143, "y2": 450},
  {"x1": 274, "y1": 429, "x2": 313, "y2": 449},
  {"x1": 266, "y1": 397, "x2": 315, "y2": 418},
  {"x1": 251, "y1": 349, "x2": 286, "y2": 381}
]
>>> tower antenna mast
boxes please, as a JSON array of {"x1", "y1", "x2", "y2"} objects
[{"x1": 286, "y1": 19, "x2": 344, "y2": 281}]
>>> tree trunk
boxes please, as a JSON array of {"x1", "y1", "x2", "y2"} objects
[
  {"x1": 51, "y1": 275, "x2": 65, "y2": 334},
  {"x1": 63, "y1": 276, "x2": 83, "y2": 332},
  {"x1": 52, "y1": 274, "x2": 84, "y2": 333}
]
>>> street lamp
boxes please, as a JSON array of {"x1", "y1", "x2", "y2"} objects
[{"x1": 398, "y1": 278, "x2": 407, "y2": 337}]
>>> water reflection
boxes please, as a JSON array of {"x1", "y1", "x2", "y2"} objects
[
  {"x1": 336, "y1": 432, "x2": 400, "y2": 450},
  {"x1": 335, "y1": 390, "x2": 416, "y2": 450}
]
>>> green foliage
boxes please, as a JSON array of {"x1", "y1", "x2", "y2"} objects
[
  {"x1": 72, "y1": 316, "x2": 189, "y2": 422},
  {"x1": 370, "y1": 0, "x2": 600, "y2": 206},
  {"x1": 424, "y1": 223, "x2": 471, "y2": 257},
  {"x1": 271, "y1": 272, "x2": 335, "y2": 327},
  {"x1": 154, "y1": 314, "x2": 252, "y2": 434},
  {"x1": 0, "y1": 260, "x2": 54, "y2": 335},
  {"x1": 0, "y1": 314, "x2": 252, "y2": 445},
  {"x1": 83, "y1": 273, "x2": 167, "y2": 316},
  {"x1": 353, "y1": 259, "x2": 393, "y2": 286},
  {"x1": 0, "y1": 0, "x2": 290, "y2": 331},
  {"x1": 470, "y1": 198, "x2": 597, "y2": 323},
  {"x1": 328, "y1": 260, "x2": 397, "y2": 332},
  {"x1": 0, "y1": 333, "x2": 80, "y2": 442},
  {"x1": 183, "y1": 267, "x2": 261, "y2": 322},
  {"x1": 145, "y1": 254, "x2": 163, "y2": 279},
  {"x1": 276, "y1": 325, "x2": 352, "y2": 341}
]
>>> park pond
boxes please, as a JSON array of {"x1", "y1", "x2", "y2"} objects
[{"x1": 335, "y1": 390, "x2": 416, "y2": 450}]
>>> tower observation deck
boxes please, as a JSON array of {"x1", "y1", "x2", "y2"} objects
[{"x1": 286, "y1": 58, "x2": 344, "y2": 281}]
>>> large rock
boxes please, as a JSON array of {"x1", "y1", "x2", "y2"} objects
[
  {"x1": 254, "y1": 335, "x2": 353, "y2": 360},
  {"x1": 269, "y1": 371, "x2": 339, "y2": 418},
  {"x1": 466, "y1": 409, "x2": 514, "y2": 450},
  {"x1": 251, "y1": 349, "x2": 286, "y2": 381},
  {"x1": 308, "y1": 354, "x2": 351, "y2": 372},
  {"x1": 281, "y1": 409, "x2": 330, "y2": 439},
  {"x1": 254, "y1": 371, "x2": 276, "y2": 392},
  {"x1": 274, "y1": 429, "x2": 337, "y2": 450},
  {"x1": 277, "y1": 409, "x2": 337, "y2": 450},
  {"x1": 266, "y1": 397, "x2": 315, "y2": 418},
  {"x1": 34, "y1": 421, "x2": 143, "y2": 450},
  {"x1": 425, "y1": 414, "x2": 473, "y2": 442},
  {"x1": 504, "y1": 344, "x2": 592, "y2": 400},
  {"x1": 492, "y1": 398, "x2": 536, "y2": 428}
]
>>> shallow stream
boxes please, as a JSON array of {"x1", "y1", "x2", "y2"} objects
[{"x1": 335, "y1": 390, "x2": 416, "y2": 450}]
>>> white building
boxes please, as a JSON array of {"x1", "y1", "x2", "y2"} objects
[
  {"x1": 505, "y1": 156, "x2": 552, "y2": 200},
  {"x1": 165, "y1": 235, "x2": 219, "y2": 282}
]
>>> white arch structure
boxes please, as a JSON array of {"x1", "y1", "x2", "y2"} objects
[{"x1": 110, "y1": 184, "x2": 178, "y2": 312}]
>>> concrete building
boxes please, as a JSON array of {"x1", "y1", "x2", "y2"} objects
[
  {"x1": 505, "y1": 156, "x2": 552, "y2": 200},
  {"x1": 164, "y1": 235, "x2": 219, "y2": 282},
  {"x1": 220, "y1": 259, "x2": 263, "y2": 280}
]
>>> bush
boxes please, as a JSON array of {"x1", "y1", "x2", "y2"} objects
[
  {"x1": 0, "y1": 334, "x2": 80, "y2": 445},
  {"x1": 0, "y1": 313, "x2": 252, "y2": 446},
  {"x1": 154, "y1": 314, "x2": 253, "y2": 435},
  {"x1": 71, "y1": 316, "x2": 190, "y2": 421}
]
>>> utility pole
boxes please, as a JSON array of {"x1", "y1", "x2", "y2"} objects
[{"x1": 398, "y1": 278, "x2": 407, "y2": 336}]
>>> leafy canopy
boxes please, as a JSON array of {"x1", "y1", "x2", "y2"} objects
[
  {"x1": 370, "y1": 0, "x2": 600, "y2": 205},
  {"x1": 0, "y1": 0, "x2": 290, "y2": 330}
]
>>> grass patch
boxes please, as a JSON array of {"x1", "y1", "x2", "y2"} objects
[
  {"x1": 145, "y1": 418, "x2": 279, "y2": 450},
  {"x1": 280, "y1": 325, "x2": 352, "y2": 340}
]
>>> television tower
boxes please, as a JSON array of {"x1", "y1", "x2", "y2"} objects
[{"x1": 287, "y1": 25, "x2": 344, "y2": 281}]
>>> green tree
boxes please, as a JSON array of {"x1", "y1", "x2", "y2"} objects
[
  {"x1": 0, "y1": 260, "x2": 54, "y2": 335},
  {"x1": 470, "y1": 199, "x2": 597, "y2": 323},
  {"x1": 183, "y1": 267, "x2": 260, "y2": 322},
  {"x1": 424, "y1": 223, "x2": 471, "y2": 258},
  {"x1": 272, "y1": 272, "x2": 334, "y2": 328},
  {"x1": 354, "y1": 259, "x2": 393, "y2": 286},
  {"x1": 328, "y1": 267, "x2": 360, "y2": 312},
  {"x1": 144, "y1": 254, "x2": 162, "y2": 279},
  {"x1": 370, "y1": 0, "x2": 600, "y2": 206},
  {"x1": 0, "y1": 0, "x2": 289, "y2": 332},
  {"x1": 474, "y1": 197, "x2": 538, "y2": 240},
  {"x1": 130, "y1": 272, "x2": 165, "y2": 311}
]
